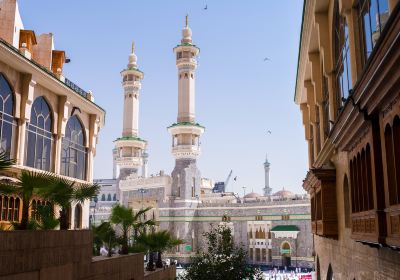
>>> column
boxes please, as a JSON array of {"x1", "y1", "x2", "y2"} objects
[
  {"x1": 54, "y1": 96, "x2": 68, "y2": 174},
  {"x1": 16, "y1": 74, "x2": 35, "y2": 165}
]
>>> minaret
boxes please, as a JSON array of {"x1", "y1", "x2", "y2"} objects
[
  {"x1": 114, "y1": 43, "x2": 147, "y2": 180},
  {"x1": 168, "y1": 16, "x2": 204, "y2": 202},
  {"x1": 263, "y1": 153, "x2": 272, "y2": 196}
]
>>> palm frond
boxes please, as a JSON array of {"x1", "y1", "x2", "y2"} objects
[
  {"x1": 133, "y1": 206, "x2": 152, "y2": 220},
  {"x1": 74, "y1": 183, "x2": 100, "y2": 203},
  {"x1": 0, "y1": 182, "x2": 19, "y2": 196},
  {"x1": 0, "y1": 151, "x2": 15, "y2": 170}
]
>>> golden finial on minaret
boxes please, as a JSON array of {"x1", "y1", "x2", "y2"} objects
[
  {"x1": 185, "y1": 14, "x2": 188, "y2": 28},
  {"x1": 131, "y1": 41, "x2": 135, "y2": 53}
]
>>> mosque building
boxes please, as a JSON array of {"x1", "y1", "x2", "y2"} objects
[{"x1": 94, "y1": 17, "x2": 314, "y2": 268}]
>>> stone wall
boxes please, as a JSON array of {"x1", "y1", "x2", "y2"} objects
[
  {"x1": 0, "y1": 230, "x2": 175, "y2": 280},
  {"x1": 144, "y1": 267, "x2": 176, "y2": 280},
  {"x1": 315, "y1": 232, "x2": 400, "y2": 280}
]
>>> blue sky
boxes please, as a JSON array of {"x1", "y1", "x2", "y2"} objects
[{"x1": 19, "y1": 0, "x2": 307, "y2": 195}]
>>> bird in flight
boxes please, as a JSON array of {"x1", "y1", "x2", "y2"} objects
[
  {"x1": 264, "y1": 57, "x2": 270, "y2": 62},
  {"x1": 234, "y1": 176, "x2": 237, "y2": 181},
  {"x1": 204, "y1": 5, "x2": 208, "y2": 10},
  {"x1": 267, "y1": 130, "x2": 272, "y2": 134}
]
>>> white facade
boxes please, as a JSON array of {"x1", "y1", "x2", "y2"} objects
[{"x1": 91, "y1": 179, "x2": 118, "y2": 226}]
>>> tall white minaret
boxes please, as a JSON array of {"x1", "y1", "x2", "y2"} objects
[
  {"x1": 168, "y1": 16, "x2": 205, "y2": 203},
  {"x1": 168, "y1": 17, "x2": 204, "y2": 254},
  {"x1": 263, "y1": 153, "x2": 272, "y2": 196},
  {"x1": 114, "y1": 43, "x2": 147, "y2": 179}
]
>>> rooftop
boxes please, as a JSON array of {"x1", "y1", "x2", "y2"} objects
[{"x1": 0, "y1": 37, "x2": 105, "y2": 114}]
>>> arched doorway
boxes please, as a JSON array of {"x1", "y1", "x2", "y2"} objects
[
  {"x1": 326, "y1": 263, "x2": 334, "y2": 280},
  {"x1": 316, "y1": 256, "x2": 321, "y2": 280},
  {"x1": 74, "y1": 204, "x2": 82, "y2": 229},
  {"x1": 281, "y1": 241, "x2": 291, "y2": 268}
]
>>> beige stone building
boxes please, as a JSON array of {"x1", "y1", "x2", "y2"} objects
[
  {"x1": 295, "y1": 0, "x2": 400, "y2": 279},
  {"x1": 0, "y1": 0, "x2": 105, "y2": 229}
]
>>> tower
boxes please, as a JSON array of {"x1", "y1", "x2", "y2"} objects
[
  {"x1": 167, "y1": 16, "x2": 204, "y2": 255},
  {"x1": 114, "y1": 43, "x2": 147, "y2": 180},
  {"x1": 263, "y1": 153, "x2": 272, "y2": 196},
  {"x1": 168, "y1": 16, "x2": 204, "y2": 202}
]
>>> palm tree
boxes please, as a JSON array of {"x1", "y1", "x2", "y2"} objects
[
  {"x1": 95, "y1": 222, "x2": 119, "y2": 257},
  {"x1": 153, "y1": 230, "x2": 183, "y2": 268},
  {"x1": 110, "y1": 204, "x2": 155, "y2": 255},
  {"x1": 38, "y1": 177, "x2": 100, "y2": 230},
  {"x1": 136, "y1": 230, "x2": 183, "y2": 270},
  {"x1": 0, "y1": 170, "x2": 56, "y2": 230},
  {"x1": 0, "y1": 151, "x2": 14, "y2": 170}
]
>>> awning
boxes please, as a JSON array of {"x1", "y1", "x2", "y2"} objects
[
  {"x1": 271, "y1": 225, "x2": 300, "y2": 232},
  {"x1": 271, "y1": 225, "x2": 300, "y2": 239}
]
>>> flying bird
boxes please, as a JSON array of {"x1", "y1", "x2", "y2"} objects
[
  {"x1": 264, "y1": 57, "x2": 270, "y2": 62},
  {"x1": 267, "y1": 130, "x2": 272, "y2": 134},
  {"x1": 234, "y1": 176, "x2": 237, "y2": 181},
  {"x1": 204, "y1": 5, "x2": 208, "y2": 10}
]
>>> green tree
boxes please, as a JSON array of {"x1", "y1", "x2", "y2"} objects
[
  {"x1": 110, "y1": 204, "x2": 155, "y2": 254},
  {"x1": 95, "y1": 222, "x2": 119, "y2": 257},
  {"x1": 179, "y1": 225, "x2": 264, "y2": 280},
  {"x1": 32, "y1": 204, "x2": 59, "y2": 230},
  {"x1": 91, "y1": 223, "x2": 104, "y2": 256},
  {"x1": 136, "y1": 230, "x2": 183, "y2": 269},
  {"x1": 38, "y1": 177, "x2": 100, "y2": 230},
  {"x1": 0, "y1": 170, "x2": 57, "y2": 230}
]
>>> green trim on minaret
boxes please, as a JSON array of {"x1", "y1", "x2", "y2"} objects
[{"x1": 168, "y1": 122, "x2": 205, "y2": 129}]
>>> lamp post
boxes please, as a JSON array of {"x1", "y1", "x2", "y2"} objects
[{"x1": 138, "y1": 188, "x2": 147, "y2": 210}]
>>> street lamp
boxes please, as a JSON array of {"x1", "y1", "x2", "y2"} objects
[{"x1": 138, "y1": 188, "x2": 147, "y2": 210}]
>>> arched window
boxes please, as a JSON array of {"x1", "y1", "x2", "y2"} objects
[
  {"x1": 113, "y1": 194, "x2": 116, "y2": 201},
  {"x1": 358, "y1": 0, "x2": 389, "y2": 64},
  {"x1": 326, "y1": 263, "x2": 334, "y2": 280},
  {"x1": 385, "y1": 124, "x2": 397, "y2": 205},
  {"x1": 393, "y1": 116, "x2": 400, "y2": 204},
  {"x1": 343, "y1": 175, "x2": 350, "y2": 228},
  {"x1": 0, "y1": 196, "x2": 20, "y2": 222},
  {"x1": 107, "y1": 194, "x2": 111, "y2": 201},
  {"x1": 101, "y1": 194, "x2": 105, "y2": 201},
  {"x1": 74, "y1": 203, "x2": 82, "y2": 229},
  {"x1": 0, "y1": 74, "x2": 16, "y2": 158},
  {"x1": 334, "y1": 1, "x2": 352, "y2": 113},
  {"x1": 60, "y1": 116, "x2": 87, "y2": 180},
  {"x1": 26, "y1": 96, "x2": 53, "y2": 171}
]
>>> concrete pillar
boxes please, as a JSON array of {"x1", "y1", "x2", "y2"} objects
[
  {"x1": 17, "y1": 75, "x2": 35, "y2": 165},
  {"x1": 54, "y1": 96, "x2": 68, "y2": 174}
]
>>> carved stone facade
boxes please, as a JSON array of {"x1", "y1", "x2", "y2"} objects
[{"x1": 295, "y1": 0, "x2": 400, "y2": 279}]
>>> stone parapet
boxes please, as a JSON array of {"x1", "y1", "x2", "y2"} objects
[{"x1": 0, "y1": 230, "x2": 175, "y2": 280}]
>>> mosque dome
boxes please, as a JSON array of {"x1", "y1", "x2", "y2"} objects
[
  {"x1": 273, "y1": 188, "x2": 294, "y2": 198},
  {"x1": 244, "y1": 192, "x2": 262, "y2": 199}
]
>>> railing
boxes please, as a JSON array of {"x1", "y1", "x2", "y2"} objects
[{"x1": 64, "y1": 78, "x2": 88, "y2": 98}]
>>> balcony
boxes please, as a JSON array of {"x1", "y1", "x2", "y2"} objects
[{"x1": 304, "y1": 168, "x2": 338, "y2": 238}]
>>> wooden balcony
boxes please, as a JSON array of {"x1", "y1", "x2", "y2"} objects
[
  {"x1": 304, "y1": 168, "x2": 338, "y2": 239},
  {"x1": 351, "y1": 210, "x2": 385, "y2": 245},
  {"x1": 385, "y1": 205, "x2": 400, "y2": 247}
]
